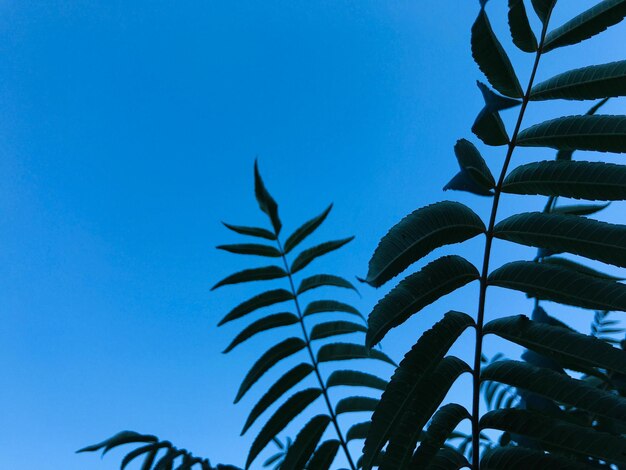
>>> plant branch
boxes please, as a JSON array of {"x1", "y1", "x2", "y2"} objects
[{"x1": 470, "y1": 12, "x2": 553, "y2": 470}]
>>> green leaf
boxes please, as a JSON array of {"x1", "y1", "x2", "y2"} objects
[
  {"x1": 361, "y1": 311, "x2": 474, "y2": 470},
  {"x1": 480, "y1": 446, "x2": 594, "y2": 470},
  {"x1": 502, "y1": 160, "x2": 626, "y2": 201},
  {"x1": 517, "y1": 115, "x2": 626, "y2": 154},
  {"x1": 419, "y1": 447, "x2": 469, "y2": 470},
  {"x1": 382, "y1": 357, "x2": 471, "y2": 470},
  {"x1": 544, "y1": 0, "x2": 626, "y2": 52},
  {"x1": 541, "y1": 257, "x2": 623, "y2": 281},
  {"x1": 223, "y1": 312, "x2": 299, "y2": 353},
  {"x1": 310, "y1": 320, "x2": 367, "y2": 340},
  {"x1": 317, "y1": 342, "x2": 397, "y2": 367},
  {"x1": 551, "y1": 202, "x2": 610, "y2": 216},
  {"x1": 326, "y1": 370, "x2": 387, "y2": 391},
  {"x1": 77, "y1": 431, "x2": 158, "y2": 455},
  {"x1": 280, "y1": 415, "x2": 330, "y2": 470},
  {"x1": 484, "y1": 315, "x2": 626, "y2": 374},
  {"x1": 482, "y1": 359, "x2": 626, "y2": 423},
  {"x1": 222, "y1": 222, "x2": 276, "y2": 241},
  {"x1": 480, "y1": 408, "x2": 626, "y2": 465},
  {"x1": 306, "y1": 440, "x2": 340, "y2": 470},
  {"x1": 235, "y1": 337, "x2": 306, "y2": 403},
  {"x1": 212, "y1": 266, "x2": 287, "y2": 290},
  {"x1": 494, "y1": 211, "x2": 626, "y2": 268},
  {"x1": 303, "y1": 300, "x2": 363, "y2": 320},
  {"x1": 454, "y1": 139, "x2": 496, "y2": 189},
  {"x1": 216, "y1": 243, "x2": 281, "y2": 257},
  {"x1": 508, "y1": 0, "x2": 538, "y2": 52},
  {"x1": 283, "y1": 205, "x2": 332, "y2": 254},
  {"x1": 335, "y1": 396, "x2": 379, "y2": 415},
  {"x1": 471, "y1": 8, "x2": 523, "y2": 97},
  {"x1": 472, "y1": 107, "x2": 509, "y2": 146},
  {"x1": 531, "y1": 60, "x2": 626, "y2": 101},
  {"x1": 241, "y1": 363, "x2": 314, "y2": 434},
  {"x1": 410, "y1": 404, "x2": 470, "y2": 469},
  {"x1": 487, "y1": 260, "x2": 626, "y2": 311},
  {"x1": 218, "y1": 289, "x2": 293, "y2": 326},
  {"x1": 346, "y1": 421, "x2": 371, "y2": 442},
  {"x1": 367, "y1": 255, "x2": 479, "y2": 347},
  {"x1": 297, "y1": 274, "x2": 357, "y2": 295},
  {"x1": 246, "y1": 388, "x2": 321, "y2": 469},
  {"x1": 530, "y1": 0, "x2": 556, "y2": 23},
  {"x1": 363, "y1": 202, "x2": 485, "y2": 288},
  {"x1": 290, "y1": 237, "x2": 354, "y2": 274},
  {"x1": 254, "y1": 160, "x2": 281, "y2": 235}
]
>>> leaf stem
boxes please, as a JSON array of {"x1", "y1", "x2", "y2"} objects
[
  {"x1": 275, "y1": 237, "x2": 357, "y2": 470},
  {"x1": 470, "y1": 11, "x2": 553, "y2": 470}
]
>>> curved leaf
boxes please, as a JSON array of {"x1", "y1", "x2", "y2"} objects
[
  {"x1": 241, "y1": 363, "x2": 314, "y2": 434},
  {"x1": 471, "y1": 8, "x2": 523, "y2": 97},
  {"x1": 531, "y1": 60, "x2": 626, "y2": 101},
  {"x1": 216, "y1": 243, "x2": 281, "y2": 258},
  {"x1": 418, "y1": 447, "x2": 469, "y2": 470},
  {"x1": 488, "y1": 260, "x2": 626, "y2": 311},
  {"x1": 297, "y1": 274, "x2": 357, "y2": 295},
  {"x1": 212, "y1": 266, "x2": 287, "y2": 290},
  {"x1": 310, "y1": 320, "x2": 367, "y2": 340},
  {"x1": 480, "y1": 408, "x2": 626, "y2": 465},
  {"x1": 317, "y1": 342, "x2": 396, "y2": 367},
  {"x1": 363, "y1": 202, "x2": 484, "y2": 288},
  {"x1": 306, "y1": 440, "x2": 340, "y2": 470},
  {"x1": 494, "y1": 211, "x2": 626, "y2": 268},
  {"x1": 120, "y1": 444, "x2": 156, "y2": 470},
  {"x1": 544, "y1": 0, "x2": 626, "y2": 52},
  {"x1": 480, "y1": 446, "x2": 594, "y2": 470},
  {"x1": 77, "y1": 431, "x2": 157, "y2": 454},
  {"x1": 326, "y1": 370, "x2": 387, "y2": 391},
  {"x1": 223, "y1": 313, "x2": 299, "y2": 353},
  {"x1": 444, "y1": 170, "x2": 494, "y2": 196},
  {"x1": 280, "y1": 415, "x2": 330, "y2": 470},
  {"x1": 502, "y1": 160, "x2": 626, "y2": 200},
  {"x1": 382, "y1": 357, "x2": 471, "y2": 470},
  {"x1": 219, "y1": 289, "x2": 294, "y2": 326},
  {"x1": 335, "y1": 396, "x2": 379, "y2": 415},
  {"x1": 541, "y1": 257, "x2": 623, "y2": 281},
  {"x1": 303, "y1": 300, "x2": 363, "y2": 320},
  {"x1": 517, "y1": 114, "x2": 626, "y2": 153},
  {"x1": 346, "y1": 421, "x2": 371, "y2": 442},
  {"x1": 530, "y1": 0, "x2": 556, "y2": 24},
  {"x1": 454, "y1": 139, "x2": 496, "y2": 188},
  {"x1": 482, "y1": 359, "x2": 626, "y2": 423},
  {"x1": 508, "y1": 0, "x2": 538, "y2": 52},
  {"x1": 254, "y1": 161, "x2": 281, "y2": 235},
  {"x1": 291, "y1": 237, "x2": 354, "y2": 274},
  {"x1": 367, "y1": 255, "x2": 479, "y2": 347},
  {"x1": 235, "y1": 337, "x2": 306, "y2": 403},
  {"x1": 484, "y1": 315, "x2": 626, "y2": 374},
  {"x1": 410, "y1": 404, "x2": 470, "y2": 469},
  {"x1": 246, "y1": 388, "x2": 322, "y2": 469},
  {"x1": 284, "y1": 205, "x2": 332, "y2": 254},
  {"x1": 361, "y1": 311, "x2": 474, "y2": 470},
  {"x1": 472, "y1": 107, "x2": 509, "y2": 146},
  {"x1": 222, "y1": 222, "x2": 276, "y2": 241},
  {"x1": 551, "y1": 202, "x2": 610, "y2": 216}
]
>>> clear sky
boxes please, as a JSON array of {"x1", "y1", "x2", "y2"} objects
[{"x1": 1, "y1": 1, "x2": 625, "y2": 469}]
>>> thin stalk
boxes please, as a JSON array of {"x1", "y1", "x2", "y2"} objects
[
  {"x1": 274, "y1": 236, "x2": 357, "y2": 470},
  {"x1": 470, "y1": 12, "x2": 553, "y2": 469}
]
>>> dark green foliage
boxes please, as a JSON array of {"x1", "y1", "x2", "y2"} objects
[{"x1": 508, "y1": 0, "x2": 538, "y2": 52}]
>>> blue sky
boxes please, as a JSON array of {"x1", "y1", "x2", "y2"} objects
[{"x1": 1, "y1": 1, "x2": 625, "y2": 469}]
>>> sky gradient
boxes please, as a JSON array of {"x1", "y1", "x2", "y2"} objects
[{"x1": 1, "y1": 1, "x2": 625, "y2": 469}]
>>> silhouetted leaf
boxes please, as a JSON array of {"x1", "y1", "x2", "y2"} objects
[
  {"x1": 488, "y1": 261, "x2": 626, "y2": 311},
  {"x1": 484, "y1": 315, "x2": 626, "y2": 374},
  {"x1": 551, "y1": 202, "x2": 610, "y2": 216},
  {"x1": 326, "y1": 370, "x2": 387, "y2": 391},
  {"x1": 216, "y1": 243, "x2": 281, "y2": 257},
  {"x1": 544, "y1": 0, "x2": 626, "y2": 52},
  {"x1": 246, "y1": 388, "x2": 322, "y2": 469},
  {"x1": 303, "y1": 300, "x2": 363, "y2": 320},
  {"x1": 419, "y1": 447, "x2": 469, "y2": 470},
  {"x1": 346, "y1": 422, "x2": 370, "y2": 442},
  {"x1": 241, "y1": 363, "x2": 314, "y2": 434},
  {"x1": 317, "y1": 343, "x2": 396, "y2": 367},
  {"x1": 291, "y1": 237, "x2": 354, "y2": 274},
  {"x1": 508, "y1": 0, "x2": 538, "y2": 52},
  {"x1": 472, "y1": 108, "x2": 509, "y2": 146},
  {"x1": 494, "y1": 211, "x2": 626, "y2": 268},
  {"x1": 444, "y1": 170, "x2": 494, "y2": 196},
  {"x1": 77, "y1": 431, "x2": 157, "y2": 455},
  {"x1": 310, "y1": 321, "x2": 367, "y2": 340},
  {"x1": 517, "y1": 115, "x2": 626, "y2": 153},
  {"x1": 306, "y1": 440, "x2": 340, "y2": 470},
  {"x1": 235, "y1": 337, "x2": 306, "y2": 403},
  {"x1": 254, "y1": 161, "x2": 282, "y2": 235},
  {"x1": 531, "y1": 60, "x2": 626, "y2": 101},
  {"x1": 480, "y1": 446, "x2": 593, "y2": 469},
  {"x1": 284, "y1": 205, "x2": 332, "y2": 254},
  {"x1": 502, "y1": 160, "x2": 626, "y2": 200},
  {"x1": 223, "y1": 312, "x2": 299, "y2": 353},
  {"x1": 335, "y1": 396, "x2": 379, "y2": 415},
  {"x1": 530, "y1": 0, "x2": 556, "y2": 23},
  {"x1": 280, "y1": 415, "x2": 330, "y2": 470},
  {"x1": 212, "y1": 266, "x2": 287, "y2": 290},
  {"x1": 222, "y1": 222, "x2": 276, "y2": 241},
  {"x1": 453, "y1": 138, "x2": 496, "y2": 188},
  {"x1": 297, "y1": 274, "x2": 357, "y2": 295},
  {"x1": 367, "y1": 255, "x2": 479, "y2": 347},
  {"x1": 471, "y1": 8, "x2": 524, "y2": 97},
  {"x1": 219, "y1": 289, "x2": 294, "y2": 326}
]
